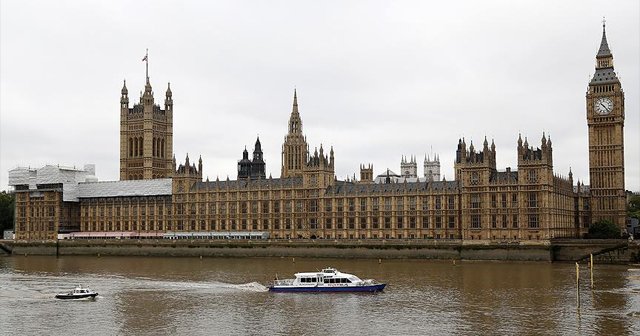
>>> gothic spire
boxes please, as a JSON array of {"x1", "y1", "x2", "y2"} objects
[
  {"x1": 288, "y1": 89, "x2": 302, "y2": 134},
  {"x1": 517, "y1": 133, "x2": 523, "y2": 148},
  {"x1": 254, "y1": 136, "x2": 262, "y2": 153},
  {"x1": 597, "y1": 18, "x2": 612, "y2": 58}
]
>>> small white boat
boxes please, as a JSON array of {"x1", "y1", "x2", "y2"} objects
[
  {"x1": 269, "y1": 267, "x2": 386, "y2": 293},
  {"x1": 55, "y1": 286, "x2": 99, "y2": 300}
]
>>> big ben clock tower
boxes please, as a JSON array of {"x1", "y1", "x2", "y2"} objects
[{"x1": 586, "y1": 20, "x2": 626, "y2": 229}]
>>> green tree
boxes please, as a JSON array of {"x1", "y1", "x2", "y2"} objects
[
  {"x1": 588, "y1": 219, "x2": 621, "y2": 239},
  {"x1": 628, "y1": 194, "x2": 640, "y2": 220},
  {"x1": 0, "y1": 191, "x2": 15, "y2": 232}
]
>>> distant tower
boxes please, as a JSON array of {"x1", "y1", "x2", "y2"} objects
[
  {"x1": 586, "y1": 20, "x2": 626, "y2": 228},
  {"x1": 120, "y1": 50, "x2": 173, "y2": 180},
  {"x1": 281, "y1": 89, "x2": 309, "y2": 178},
  {"x1": 251, "y1": 137, "x2": 266, "y2": 179},
  {"x1": 237, "y1": 147, "x2": 252, "y2": 179},
  {"x1": 424, "y1": 153, "x2": 441, "y2": 181},
  {"x1": 400, "y1": 155, "x2": 417, "y2": 178},
  {"x1": 360, "y1": 164, "x2": 374, "y2": 183}
]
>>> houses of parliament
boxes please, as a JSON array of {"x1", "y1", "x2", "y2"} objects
[{"x1": 9, "y1": 24, "x2": 627, "y2": 242}]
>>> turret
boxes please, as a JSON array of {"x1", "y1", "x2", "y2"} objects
[
  {"x1": 238, "y1": 146, "x2": 252, "y2": 179},
  {"x1": 120, "y1": 80, "x2": 129, "y2": 107},
  {"x1": 165, "y1": 82, "x2": 173, "y2": 110},
  {"x1": 329, "y1": 146, "x2": 334, "y2": 168}
]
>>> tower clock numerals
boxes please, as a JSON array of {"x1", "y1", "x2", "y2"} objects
[{"x1": 594, "y1": 97, "x2": 613, "y2": 115}]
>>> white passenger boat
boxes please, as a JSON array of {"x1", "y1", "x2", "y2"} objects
[
  {"x1": 55, "y1": 285, "x2": 99, "y2": 300},
  {"x1": 269, "y1": 267, "x2": 386, "y2": 293}
]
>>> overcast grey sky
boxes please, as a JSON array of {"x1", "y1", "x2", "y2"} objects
[{"x1": 1, "y1": 0, "x2": 639, "y2": 191}]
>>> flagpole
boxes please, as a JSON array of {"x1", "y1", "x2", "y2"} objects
[{"x1": 145, "y1": 49, "x2": 149, "y2": 82}]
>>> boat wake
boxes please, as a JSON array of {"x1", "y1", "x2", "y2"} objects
[
  {"x1": 217, "y1": 281, "x2": 269, "y2": 292},
  {"x1": 131, "y1": 279, "x2": 269, "y2": 293}
]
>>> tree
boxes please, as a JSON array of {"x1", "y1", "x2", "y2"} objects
[
  {"x1": 0, "y1": 191, "x2": 15, "y2": 232},
  {"x1": 628, "y1": 194, "x2": 640, "y2": 220},
  {"x1": 587, "y1": 219, "x2": 620, "y2": 239}
]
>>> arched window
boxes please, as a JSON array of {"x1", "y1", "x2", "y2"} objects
[
  {"x1": 129, "y1": 138, "x2": 133, "y2": 157},
  {"x1": 134, "y1": 137, "x2": 138, "y2": 157},
  {"x1": 153, "y1": 138, "x2": 156, "y2": 157},
  {"x1": 161, "y1": 139, "x2": 165, "y2": 158},
  {"x1": 138, "y1": 137, "x2": 143, "y2": 157}
]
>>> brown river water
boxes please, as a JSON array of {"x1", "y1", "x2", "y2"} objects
[{"x1": 1, "y1": 256, "x2": 639, "y2": 335}]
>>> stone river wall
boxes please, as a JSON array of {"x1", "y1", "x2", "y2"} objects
[{"x1": 2, "y1": 239, "x2": 637, "y2": 263}]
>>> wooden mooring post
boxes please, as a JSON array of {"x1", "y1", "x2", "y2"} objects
[{"x1": 575, "y1": 262, "x2": 581, "y2": 308}]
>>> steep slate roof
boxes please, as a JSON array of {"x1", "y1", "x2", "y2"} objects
[
  {"x1": 590, "y1": 68, "x2": 619, "y2": 85},
  {"x1": 193, "y1": 177, "x2": 303, "y2": 191},
  {"x1": 78, "y1": 178, "x2": 172, "y2": 198},
  {"x1": 326, "y1": 180, "x2": 459, "y2": 195},
  {"x1": 490, "y1": 170, "x2": 519, "y2": 183}
]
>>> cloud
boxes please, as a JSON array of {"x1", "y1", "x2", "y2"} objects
[{"x1": 1, "y1": 0, "x2": 639, "y2": 191}]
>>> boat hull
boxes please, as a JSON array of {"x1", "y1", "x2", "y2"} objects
[
  {"x1": 269, "y1": 283, "x2": 385, "y2": 293},
  {"x1": 55, "y1": 293, "x2": 98, "y2": 300}
]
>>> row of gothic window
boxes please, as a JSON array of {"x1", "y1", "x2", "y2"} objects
[{"x1": 128, "y1": 137, "x2": 166, "y2": 158}]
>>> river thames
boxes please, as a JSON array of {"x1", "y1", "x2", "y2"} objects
[{"x1": 1, "y1": 256, "x2": 639, "y2": 335}]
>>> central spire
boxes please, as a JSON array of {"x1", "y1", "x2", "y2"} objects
[{"x1": 288, "y1": 89, "x2": 302, "y2": 134}]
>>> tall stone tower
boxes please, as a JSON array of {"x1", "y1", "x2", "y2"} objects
[
  {"x1": 120, "y1": 52, "x2": 173, "y2": 180},
  {"x1": 586, "y1": 21, "x2": 626, "y2": 228},
  {"x1": 281, "y1": 90, "x2": 309, "y2": 179},
  {"x1": 454, "y1": 137, "x2": 497, "y2": 239}
]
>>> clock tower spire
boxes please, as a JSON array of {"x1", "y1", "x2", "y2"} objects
[{"x1": 586, "y1": 19, "x2": 626, "y2": 230}]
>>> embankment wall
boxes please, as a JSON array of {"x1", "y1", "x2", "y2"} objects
[{"x1": 3, "y1": 239, "x2": 636, "y2": 263}]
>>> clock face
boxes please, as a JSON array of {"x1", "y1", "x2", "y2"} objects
[{"x1": 594, "y1": 97, "x2": 613, "y2": 115}]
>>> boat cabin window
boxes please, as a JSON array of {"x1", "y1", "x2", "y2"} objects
[
  {"x1": 323, "y1": 278, "x2": 352, "y2": 284},
  {"x1": 300, "y1": 277, "x2": 317, "y2": 283}
]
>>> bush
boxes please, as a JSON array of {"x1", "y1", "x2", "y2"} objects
[
  {"x1": 587, "y1": 220, "x2": 621, "y2": 239},
  {"x1": 0, "y1": 191, "x2": 15, "y2": 232}
]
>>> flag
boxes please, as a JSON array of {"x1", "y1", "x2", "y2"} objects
[{"x1": 142, "y1": 55, "x2": 148, "y2": 62}]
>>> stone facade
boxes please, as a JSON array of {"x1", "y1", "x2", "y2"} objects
[{"x1": 9, "y1": 25, "x2": 629, "y2": 241}]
